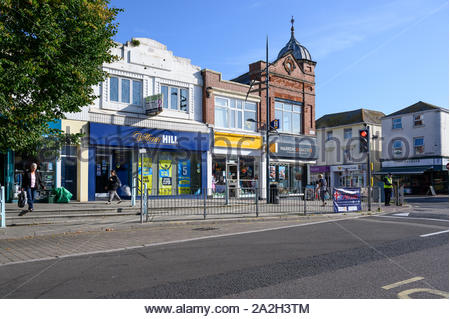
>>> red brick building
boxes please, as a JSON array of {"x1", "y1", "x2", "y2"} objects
[{"x1": 202, "y1": 19, "x2": 317, "y2": 197}]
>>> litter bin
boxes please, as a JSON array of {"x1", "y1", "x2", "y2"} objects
[{"x1": 269, "y1": 184, "x2": 279, "y2": 204}]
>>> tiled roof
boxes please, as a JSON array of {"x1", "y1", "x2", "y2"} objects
[
  {"x1": 385, "y1": 101, "x2": 448, "y2": 117},
  {"x1": 316, "y1": 109, "x2": 385, "y2": 128}
]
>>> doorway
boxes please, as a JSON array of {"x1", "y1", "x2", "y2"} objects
[{"x1": 95, "y1": 154, "x2": 112, "y2": 197}]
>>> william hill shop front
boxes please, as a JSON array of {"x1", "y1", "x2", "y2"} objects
[{"x1": 88, "y1": 123, "x2": 210, "y2": 200}]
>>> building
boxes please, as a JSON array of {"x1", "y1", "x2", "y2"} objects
[
  {"x1": 379, "y1": 101, "x2": 449, "y2": 195},
  {"x1": 57, "y1": 38, "x2": 210, "y2": 201},
  {"x1": 230, "y1": 18, "x2": 318, "y2": 196},
  {"x1": 314, "y1": 108, "x2": 385, "y2": 189}
]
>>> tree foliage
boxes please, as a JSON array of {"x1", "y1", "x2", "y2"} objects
[{"x1": 0, "y1": 0, "x2": 121, "y2": 152}]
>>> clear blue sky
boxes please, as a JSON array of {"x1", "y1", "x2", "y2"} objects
[{"x1": 110, "y1": 0, "x2": 449, "y2": 118}]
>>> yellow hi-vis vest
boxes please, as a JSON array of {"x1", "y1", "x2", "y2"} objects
[{"x1": 384, "y1": 177, "x2": 393, "y2": 188}]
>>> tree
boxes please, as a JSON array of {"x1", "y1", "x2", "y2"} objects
[{"x1": 0, "y1": 0, "x2": 121, "y2": 153}]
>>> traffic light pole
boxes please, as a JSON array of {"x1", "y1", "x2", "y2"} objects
[{"x1": 367, "y1": 125, "x2": 372, "y2": 211}]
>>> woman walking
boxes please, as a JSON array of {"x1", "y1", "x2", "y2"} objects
[
  {"x1": 21, "y1": 163, "x2": 44, "y2": 214},
  {"x1": 106, "y1": 170, "x2": 122, "y2": 204}
]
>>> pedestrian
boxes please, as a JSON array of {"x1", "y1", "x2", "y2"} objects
[
  {"x1": 20, "y1": 163, "x2": 44, "y2": 215},
  {"x1": 383, "y1": 172, "x2": 393, "y2": 206},
  {"x1": 318, "y1": 174, "x2": 328, "y2": 207},
  {"x1": 106, "y1": 170, "x2": 122, "y2": 204}
]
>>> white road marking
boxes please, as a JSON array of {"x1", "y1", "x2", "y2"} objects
[
  {"x1": 382, "y1": 277, "x2": 424, "y2": 290},
  {"x1": 375, "y1": 215, "x2": 449, "y2": 223},
  {"x1": 420, "y1": 229, "x2": 449, "y2": 237},
  {"x1": 393, "y1": 212, "x2": 410, "y2": 217}
]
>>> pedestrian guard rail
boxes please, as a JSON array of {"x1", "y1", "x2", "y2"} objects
[{"x1": 137, "y1": 186, "x2": 383, "y2": 223}]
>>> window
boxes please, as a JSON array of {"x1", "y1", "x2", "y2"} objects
[
  {"x1": 413, "y1": 114, "x2": 424, "y2": 126},
  {"x1": 326, "y1": 131, "x2": 333, "y2": 141},
  {"x1": 161, "y1": 85, "x2": 189, "y2": 112},
  {"x1": 109, "y1": 76, "x2": 143, "y2": 105},
  {"x1": 344, "y1": 128, "x2": 352, "y2": 139},
  {"x1": 275, "y1": 101, "x2": 302, "y2": 134},
  {"x1": 393, "y1": 140, "x2": 403, "y2": 156},
  {"x1": 392, "y1": 118, "x2": 402, "y2": 129},
  {"x1": 214, "y1": 96, "x2": 256, "y2": 131},
  {"x1": 413, "y1": 137, "x2": 424, "y2": 155}
]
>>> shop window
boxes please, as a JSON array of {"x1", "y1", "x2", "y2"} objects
[
  {"x1": 413, "y1": 114, "x2": 424, "y2": 126},
  {"x1": 161, "y1": 85, "x2": 189, "y2": 112},
  {"x1": 344, "y1": 128, "x2": 352, "y2": 139},
  {"x1": 392, "y1": 118, "x2": 402, "y2": 129},
  {"x1": 109, "y1": 76, "x2": 143, "y2": 106},
  {"x1": 275, "y1": 101, "x2": 302, "y2": 134},
  {"x1": 413, "y1": 137, "x2": 424, "y2": 155},
  {"x1": 214, "y1": 96, "x2": 256, "y2": 131}
]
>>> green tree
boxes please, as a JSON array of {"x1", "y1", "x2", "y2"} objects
[{"x1": 0, "y1": 0, "x2": 121, "y2": 153}]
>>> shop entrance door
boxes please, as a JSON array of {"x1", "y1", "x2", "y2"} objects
[
  {"x1": 95, "y1": 154, "x2": 112, "y2": 197},
  {"x1": 61, "y1": 157, "x2": 77, "y2": 200},
  {"x1": 227, "y1": 164, "x2": 238, "y2": 197}
]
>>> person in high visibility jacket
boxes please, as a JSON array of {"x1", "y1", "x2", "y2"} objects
[{"x1": 383, "y1": 173, "x2": 393, "y2": 206}]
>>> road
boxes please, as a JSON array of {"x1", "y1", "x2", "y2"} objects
[{"x1": 0, "y1": 197, "x2": 448, "y2": 299}]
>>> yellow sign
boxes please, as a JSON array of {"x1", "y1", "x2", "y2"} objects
[
  {"x1": 138, "y1": 157, "x2": 152, "y2": 195},
  {"x1": 214, "y1": 132, "x2": 262, "y2": 150},
  {"x1": 158, "y1": 160, "x2": 173, "y2": 195}
]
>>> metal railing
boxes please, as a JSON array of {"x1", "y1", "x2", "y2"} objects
[{"x1": 136, "y1": 186, "x2": 379, "y2": 222}]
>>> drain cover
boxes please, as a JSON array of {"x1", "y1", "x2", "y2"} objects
[{"x1": 192, "y1": 227, "x2": 218, "y2": 231}]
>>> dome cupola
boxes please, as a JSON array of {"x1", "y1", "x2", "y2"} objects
[{"x1": 277, "y1": 16, "x2": 312, "y2": 61}]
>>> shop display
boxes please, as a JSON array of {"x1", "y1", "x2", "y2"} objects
[{"x1": 178, "y1": 160, "x2": 191, "y2": 194}]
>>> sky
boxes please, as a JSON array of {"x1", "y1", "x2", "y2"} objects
[{"x1": 109, "y1": 0, "x2": 449, "y2": 118}]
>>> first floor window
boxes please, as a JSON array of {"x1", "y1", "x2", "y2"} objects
[
  {"x1": 413, "y1": 114, "x2": 424, "y2": 126},
  {"x1": 214, "y1": 96, "x2": 256, "y2": 131},
  {"x1": 326, "y1": 131, "x2": 333, "y2": 141},
  {"x1": 413, "y1": 137, "x2": 424, "y2": 155},
  {"x1": 161, "y1": 85, "x2": 189, "y2": 112},
  {"x1": 109, "y1": 76, "x2": 142, "y2": 105},
  {"x1": 275, "y1": 101, "x2": 302, "y2": 134},
  {"x1": 344, "y1": 128, "x2": 352, "y2": 139}
]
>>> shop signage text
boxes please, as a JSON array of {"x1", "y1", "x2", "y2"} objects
[
  {"x1": 269, "y1": 135, "x2": 317, "y2": 160},
  {"x1": 214, "y1": 132, "x2": 262, "y2": 150}
]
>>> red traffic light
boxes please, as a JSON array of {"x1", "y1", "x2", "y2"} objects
[{"x1": 360, "y1": 130, "x2": 368, "y2": 138}]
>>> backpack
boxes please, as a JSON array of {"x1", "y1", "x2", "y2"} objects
[{"x1": 18, "y1": 190, "x2": 27, "y2": 208}]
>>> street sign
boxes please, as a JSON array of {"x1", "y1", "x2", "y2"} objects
[
  {"x1": 270, "y1": 119, "x2": 279, "y2": 130},
  {"x1": 144, "y1": 94, "x2": 163, "y2": 116}
]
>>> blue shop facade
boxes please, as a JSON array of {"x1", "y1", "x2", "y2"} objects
[{"x1": 88, "y1": 123, "x2": 210, "y2": 200}]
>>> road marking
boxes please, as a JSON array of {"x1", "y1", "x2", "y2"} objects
[
  {"x1": 393, "y1": 212, "x2": 409, "y2": 217},
  {"x1": 398, "y1": 288, "x2": 449, "y2": 299},
  {"x1": 420, "y1": 229, "x2": 449, "y2": 237},
  {"x1": 375, "y1": 215, "x2": 449, "y2": 223},
  {"x1": 382, "y1": 277, "x2": 424, "y2": 290}
]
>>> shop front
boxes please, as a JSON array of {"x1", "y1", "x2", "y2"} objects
[
  {"x1": 379, "y1": 157, "x2": 449, "y2": 195},
  {"x1": 88, "y1": 123, "x2": 210, "y2": 200},
  {"x1": 330, "y1": 164, "x2": 366, "y2": 188},
  {"x1": 269, "y1": 134, "x2": 317, "y2": 195},
  {"x1": 212, "y1": 132, "x2": 262, "y2": 198}
]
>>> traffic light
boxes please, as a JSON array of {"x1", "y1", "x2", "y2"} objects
[{"x1": 359, "y1": 129, "x2": 369, "y2": 153}]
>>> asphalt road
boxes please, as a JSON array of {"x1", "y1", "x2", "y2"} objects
[{"x1": 0, "y1": 197, "x2": 448, "y2": 299}]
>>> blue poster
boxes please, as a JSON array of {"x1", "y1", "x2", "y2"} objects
[
  {"x1": 178, "y1": 160, "x2": 191, "y2": 194},
  {"x1": 333, "y1": 188, "x2": 362, "y2": 212}
]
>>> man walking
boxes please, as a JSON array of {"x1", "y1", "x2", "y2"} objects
[
  {"x1": 383, "y1": 173, "x2": 393, "y2": 206},
  {"x1": 106, "y1": 169, "x2": 122, "y2": 204},
  {"x1": 318, "y1": 174, "x2": 328, "y2": 207}
]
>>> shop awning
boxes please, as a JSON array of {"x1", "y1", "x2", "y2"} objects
[{"x1": 374, "y1": 166, "x2": 434, "y2": 175}]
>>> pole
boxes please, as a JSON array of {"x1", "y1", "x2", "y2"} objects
[
  {"x1": 265, "y1": 35, "x2": 270, "y2": 204},
  {"x1": 1, "y1": 186, "x2": 5, "y2": 228},
  {"x1": 140, "y1": 152, "x2": 143, "y2": 211},
  {"x1": 367, "y1": 125, "x2": 372, "y2": 211},
  {"x1": 255, "y1": 179, "x2": 259, "y2": 217}
]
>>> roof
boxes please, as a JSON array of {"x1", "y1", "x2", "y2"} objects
[
  {"x1": 277, "y1": 17, "x2": 312, "y2": 61},
  {"x1": 316, "y1": 109, "x2": 385, "y2": 129},
  {"x1": 385, "y1": 101, "x2": 448, "y2": 118}
]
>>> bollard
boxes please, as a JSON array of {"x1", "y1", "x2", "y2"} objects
[
  {"x1": 131, "y1": 177, "x2": 136, "y2": 207},
  {"x1": 1, "y1": 186, "x2": 5, "y2": 228},
  {"x1": 203, "y1": 188, "x2": 207, "y2": 220}
]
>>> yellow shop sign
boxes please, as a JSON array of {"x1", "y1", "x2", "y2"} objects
[{"x1": 214, "y1": 132, "x2": 262, "y2": 150}]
